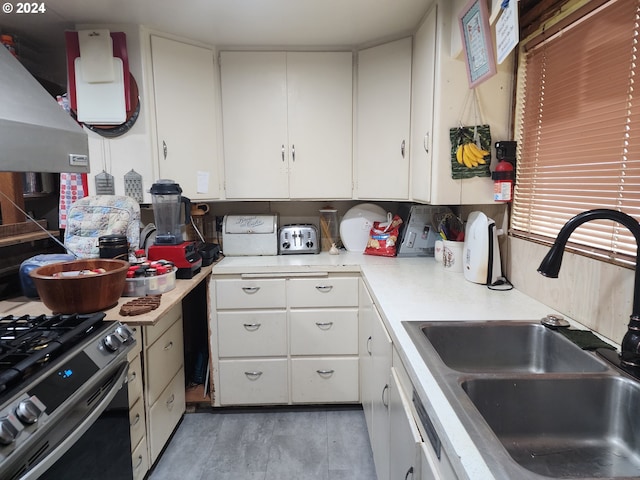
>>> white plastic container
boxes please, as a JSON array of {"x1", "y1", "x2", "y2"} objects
[{"x1": 123, "y1": 268, "x2": 176, "y2": 297}]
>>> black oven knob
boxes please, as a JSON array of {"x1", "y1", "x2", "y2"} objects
[
  {"x1": 15, "y1": 396, "x2": 45, "y2": 425},
  {"x1": 0, "y1": 414, "x2": 22, "y2": 445},
  {"x1": 103, "y1": 334, "x2": 122, "y2": 352}
]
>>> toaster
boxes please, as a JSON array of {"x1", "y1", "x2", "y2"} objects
[{"x1": 279, "y1": 224, "x2": 319, "y2": 254}]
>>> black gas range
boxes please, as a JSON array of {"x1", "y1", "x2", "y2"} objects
[{"x1": 0, "y1": 312, "x2": 136, "y2": 480}]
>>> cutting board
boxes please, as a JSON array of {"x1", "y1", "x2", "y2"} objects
[
  {"x1": 64, "y1": 31, "x2": 131, "y2": 114},
  {"x1": 74, "y1": 57, "x2": 126, "y2": 124}
]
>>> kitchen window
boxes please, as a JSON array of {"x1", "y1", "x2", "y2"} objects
[{"x1": 511, "y1": 0, "x2": 640, "y2": 267}]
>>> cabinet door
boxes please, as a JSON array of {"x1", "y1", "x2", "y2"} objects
[
  {"x1": 389, "y1": 368, "x2": 422, "y2": 480},
  {"x1": 356, "y1": 38, "x2": 412, "y2": 200},
  {"x1": 410, "y1": 7, "x2": 437, "y2": 203},
  {"x1": 151, "y1": 35, "x2": 220, "y2": 199},
  {"x1": 145, "y1": 318, "x2": 184, "y2": 406},
  {"x1": 371, "y1": 307, "x2": 393, "y2": 480},
  {"x1": 359, "y1": 281, "x2": 375, "y2": 436},
  {"x1": 287, "y1": 52, "x2": 353, "y2": 199},
  {"x1": 148, "y1": 368, "x2": 186, "y2": 463},
  {"x1": 220, "y1": 51, "x2": 289, "y2": 199}
]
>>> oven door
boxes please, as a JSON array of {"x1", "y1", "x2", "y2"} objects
[{"x1": 19, "y1": 362, "x2": 132, "y2": 480}]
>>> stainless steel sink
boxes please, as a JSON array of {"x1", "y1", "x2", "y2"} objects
[
  {"x1": 402, "y1": 320, "x2": 639, "y2": 479},
  {"x1": 462, "y1": 376, "x2": 640, "y2": 478},
  {"x1": 405, "y1": 321, "x2": 608, "y2": 373}
]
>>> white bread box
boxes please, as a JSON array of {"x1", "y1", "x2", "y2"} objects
[{"x1": 222, "y1": 214, "x2": 278, "y2": 256}]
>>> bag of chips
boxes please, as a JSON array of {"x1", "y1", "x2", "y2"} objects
[{"x1": 364, "y1": 214, "x2": 403, "y2": 257}]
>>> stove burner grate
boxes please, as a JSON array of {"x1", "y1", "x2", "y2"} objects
[{"x1": 0, "y1": 312, "x2": 106, "y2": 393}]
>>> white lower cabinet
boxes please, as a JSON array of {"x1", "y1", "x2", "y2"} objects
[
  {"x1": 359, "y1": 279, "x2": 393, "y2": 480},
  {"x1": 141, "y1": 303, "x2": 186, "y2": 465},
  {"x1": 126, "y1": 328, "x2": 148, "y2": 479},
  {"x1": 389, "y1": 368, "x2": 422, "y2": 480},
  {"x1": 124, "y1": 303, "x2": 187, "y2": 476},
  {"x1": 211, "y1": 273, "x2": 359, "y2": 406},
  {"x1": 131, "y1": 436, "x2": 149, "y2": 480},
  {"x1": 129, "y1": 397, "x2": 146, "y2": 460},
  {"x1": 217, "y1": 310, "x2": 287, "y2": 357},
  {"x1": 218, "y1": 358, "x2": 289, "y2": 405},
  {"x1": 359, "y1": 281, "x2": 458, "y2": 480},
  {"x1": 291, "y1": 357, "x2": 359, "y2": 403},
  {"x1": 148, "y1": 368, "x2": 186, "y2": 462},
  {"x1": 210, "y1": 274, "x2": 459, "y2": 479}
]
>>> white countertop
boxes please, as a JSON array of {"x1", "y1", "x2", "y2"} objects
[{"x1": 212, "y1": 252, "x2": 569, "y2": 479}]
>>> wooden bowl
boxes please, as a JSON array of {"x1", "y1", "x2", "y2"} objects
[{"x1": 29, "y1": 258, "x2": 129, "y2": 314}]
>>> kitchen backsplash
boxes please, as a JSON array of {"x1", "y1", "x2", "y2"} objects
[{"x1": 508, "y1": 236, "x2": 634, "y2": 346}]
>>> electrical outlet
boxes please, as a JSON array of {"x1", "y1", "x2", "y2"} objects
[{"x1": 215, "y1": 216, "x2": 224, "y2": 232}]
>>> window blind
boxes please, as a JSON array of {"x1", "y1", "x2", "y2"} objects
[{"x1": 512, "y1": 0, "x2": 640, "y2": 265}]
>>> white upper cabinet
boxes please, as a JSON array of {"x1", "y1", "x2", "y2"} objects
[
  {"x1": 220, "y1": 51, "x2": 353, "y2": 200},
  {"x1": 150, "y1": 35, "x2": 221, "y2": 199},
  {"x1": 219, "y1": 52, "x2": 289, "y2": 199},
  {"x1": 410, "y1": 6, "x2": 437, "y2": 203},
  {"x1": 356, "y1": 37, "x2": 412, "y2": 200}
]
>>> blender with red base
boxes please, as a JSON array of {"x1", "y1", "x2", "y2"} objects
[{"x1": 147, "y1": 179, "x2": 202, "y2": 278}]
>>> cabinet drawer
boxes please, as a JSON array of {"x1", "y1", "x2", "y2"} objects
[
  {"x1": 291, "y1": 357, "x2": 359, "y2": 403},
  {"x1": 146, "y1": 318, "x2": 184, "y2": 406},
  {"x1": 148, "y1": 368, "x2": 186, "y2": 464},
  {"x1": 219, "y1": 358, "x2": 288, "y2": 405},
  {"x1": 144, "y1": 303, "x2": 182, "y2": 347},
  {"x1": 129, "y1": 397, "x2": 145, "y2": 452},
  {"x1": 131, "y1": 436, "x2": 149, "y2": 480},
  {"x1": 127, "y1": 354, "x2": 143, "y2": 406},
  {"x1": 290, "y1": 309, "x2": 358, "y2": 355},
  {"x1": 217, "y1": 310, "x2": 287, "y2": 357},
  {"x1": 127, "y1": 325, "x2": 142, "y2": 359},
  {"x1": 287, "y1": 277, "x2": 358, "y2": 307},
  {"x1": 216, "y1": 278, "x2": 286, "y2": 309}
]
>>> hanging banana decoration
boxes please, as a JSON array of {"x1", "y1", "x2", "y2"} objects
[{"x1": 456, "y1": 141, "x2": 490, "y2": 168}]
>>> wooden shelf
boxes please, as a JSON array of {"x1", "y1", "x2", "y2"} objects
[{"x1": 0, "y1": 230, "x2": 58, "y2": 247}]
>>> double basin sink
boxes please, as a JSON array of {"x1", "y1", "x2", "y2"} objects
[{"x1": 403, "y1": 320, "x2": 640, "y2": 479}]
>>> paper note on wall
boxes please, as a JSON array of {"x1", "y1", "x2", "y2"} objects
[
  {"x1": 496, "y1": 1, "x2": 519, "y2": 64},
  {"x1": 197, "y1": 171, "x2": 210, "y2": 194}
]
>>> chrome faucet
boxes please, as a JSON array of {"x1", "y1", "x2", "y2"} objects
[{"x1": 537, "y1": 209, "x2": 640, "y2": 368}]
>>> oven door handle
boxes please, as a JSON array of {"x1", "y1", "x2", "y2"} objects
[{"x1": 20, "y1": 362, "x2": 129, "y2": 480}]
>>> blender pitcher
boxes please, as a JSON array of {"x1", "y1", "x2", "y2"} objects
[{"x1": 150, "y1": 179, "x2": 192, "y2": 245}]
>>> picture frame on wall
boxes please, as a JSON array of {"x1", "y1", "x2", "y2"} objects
[{"x1": 458, "y1": 0, "x2": 497, "y2": 88}]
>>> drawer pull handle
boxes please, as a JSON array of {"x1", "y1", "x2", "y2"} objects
[
  {"x1": 404, "y1": 466, "x2": 414, "y2": 480},
  {"x1": 128, "y1": 371, "x2": 137, "y2": 383},
  {"x1": 243, "y1": 323, "x2": 262, "y2": 331},
  {"x1": 315, "y1": 321, "x2": 333, "y2": 330},
  {"x1": 366, "y1": 336, "x2": 372, "y2": 355},
  {"x1": 244, "y1": 371, "x2": 263, "y2": 380},
  {"x1": 315, "y1": 285, "x2": 333, "y2": 292},
  {"x1": 242, "y1": 286, "x2": 261, "y2": 294},
  {"x1": 316, "y1": 369, "x2": 335, "y2": 377},
  {"x1": 134, "y1": 454, "x2": 144, "y2": 470},
  {"x1": 130, "y1": 413, "x2": 141, "y2": 427},
  {"x1": 382, "y1": 384, "x2": 389, "y2": 408},
  {"x1": 164, "y1": 341, "x2": 174, "y2": 351},
  {"x1": 166, "y1": 393, "x2": 175, "y2": 410}
]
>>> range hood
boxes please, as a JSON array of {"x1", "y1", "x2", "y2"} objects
[{"x1": 0, "y1": 44, "x2": 89, "y2": 173}]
